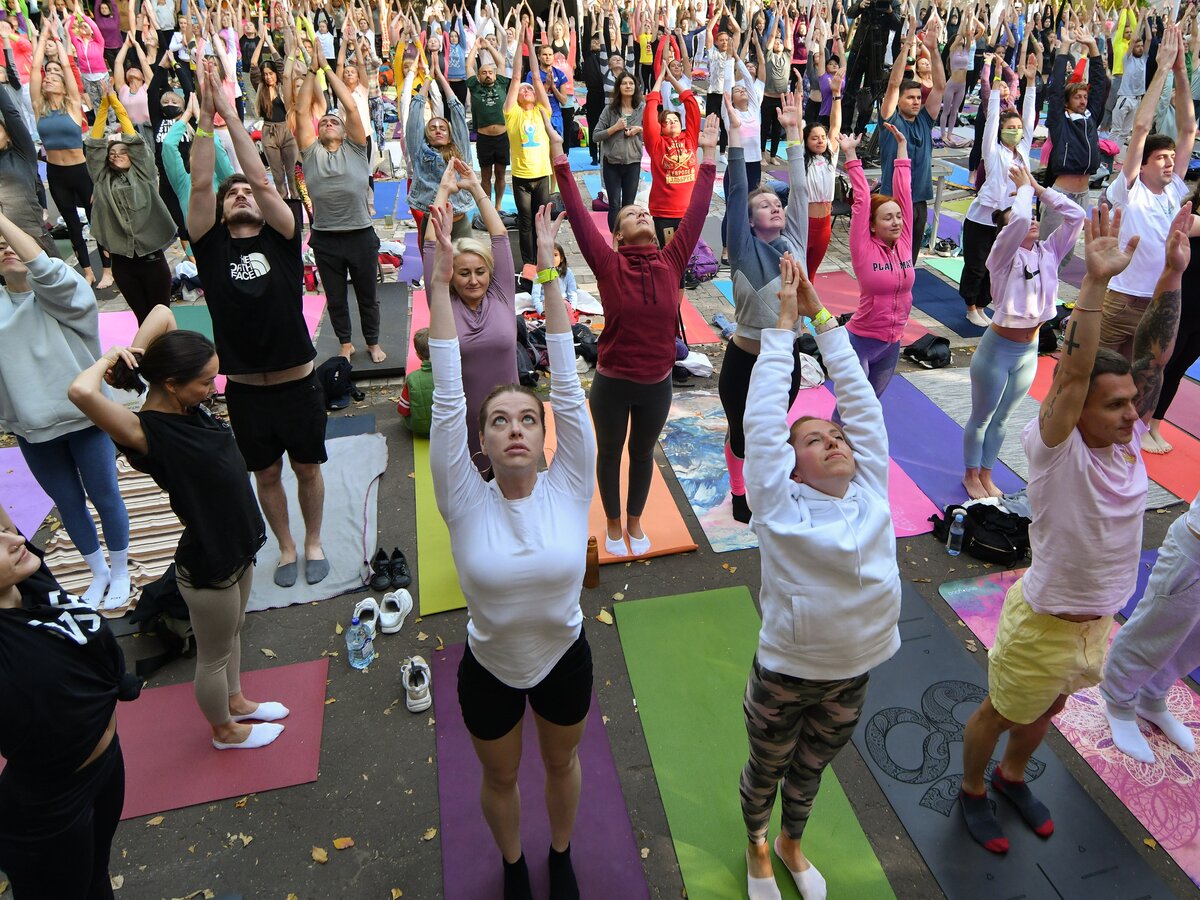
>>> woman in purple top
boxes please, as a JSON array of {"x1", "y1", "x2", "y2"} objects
[
  {"x1": 94, "y1": 0, "x2": 123, "y2": 69},
  {"x1": 423, "y1": 158, "x2": 517, "y2": 473}
]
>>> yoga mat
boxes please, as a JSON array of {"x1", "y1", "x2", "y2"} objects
[
  {"x1": 810, "y1": 271, "x2": 932, "y2": 344},
  {"x1": 393, "y1": 180, "x2": 411, "y2": 219},
  {"x1": 615, "y1": 587, "x2": 896, "y2": 900},
  {"x1": 924, "y1": 256, "x2": 964, "y2": 285},
  {"x1": 172, "y1": 304, "x2": 215, "y2": 341},
  {"x1": 247, "y1": 433, "x2": 387, "y2": 612},
  {"x1": 911, "y1": 269, "x2": 986, "y2": 338},
  {"x1": 325, "y1": 414, "x2": 377, "y2": 439},
  {"x1": 432, "y1": 643, "x2": 650, "y2": 900},
  {"x1": 1188, "y1": 358, "x2": 1200, "y2": 382},
  {"x1": 940, "y1": 572, "x2": 1200, "y2": 888},
  {"x1": 940, "y1": 196, "x2": 974, "y2": 216},
  {"x1": 398, "y1": 231, "x2": 423, "y2": 282},
  {"x1": 934, "y1": 214, "x2": 964, "y2": 243},
  {"x1": 98, "y1": 309, "x2": 139, "y2": 350},
  {"x1": 1028, "y1": 356, "x2": 1198, "y2": 501},
  {"x1": 1166, "y1": 377, "x2": 1200, "y2": 439},
  {"x1": 0, "y1": 447, "x2": 53, "y2": 537},
  {"x1": 714, "y1": 278, "x2": 734, "y2": 305},
  {"x1": 412, "y1": 436, "x2": 466, "y2": 616},
  {"x1": 1060, "y1": 254, "x2": 1087, "y2": 289},
  {"x1": 568, "y1": 145, "x2": 601, "y2": 171},
  {"x1": 680, "y1": 296, "x2": 720, "y2": 345},
  {"x1": 373, "y1": 180, "x2": 402, "y2": 220},
  {"x1": 117, "y1": 659, "x2": 328, "y2": 819},
  {"x1": 849, "y1": 584, "x2": 1175, "y2": 898},
  {"x1": 881, "y1": 375, "x2": 1025, "y2": 509},
  {"x1": 583, "y1": 171, "x2": 604, "y2": 200},
  {"x1": 314, "y1": 281, "x2": 411, "y2": 379},
  {"x1": 407, "y1": 288, "x2": 430, "y2": 374}
]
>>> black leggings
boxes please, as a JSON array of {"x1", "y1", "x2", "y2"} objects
[
  {"x1": 47, "y1": 161, "x2": 109, "y2": 273},
  {"x1": 761, "y1": 95, "x2": 784, "y2": 157},
  {"x1": 718, "y1": 338, "x2": 807, "y2": 458},
  {"x1": 959, "y1": 217, "x2": 997, "y2": 309},
  {"x1": 589, "y1": 370, "x2": 674, "y2": 519},
  {"x1": 603, "y1": 160, "x2": 641, "y2": 232},
  {"x1": 1154, "y1": 308, "x2": 1200, "y2": 420},
  {"x1": 511, "y1": 175, "x2": 551, "y2": 268},
  {"x1": 706, "y1": 92, "x2": 728, "y2": 152},
  {"x1": 0, "y1": 737, "x2": 124, "y2": 900},
  {"x1": 311, "y1": 226, "x2": 382, "y2": 345},
  {"x1": 110, "y1": 251, "x2": 172, "y2": 324}
]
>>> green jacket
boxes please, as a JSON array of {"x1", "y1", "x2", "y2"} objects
[
  {"x1": 403, "y1": 360, "x2": 433, "y2": 437},
  {"x1": 84, "y1": 133, "x2": 178, "y2": 258}
]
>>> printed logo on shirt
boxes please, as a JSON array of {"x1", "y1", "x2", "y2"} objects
[
  {"x1": 229, "y1": 252, "x2": 271, "y2": 282},
  {"x1": 26, "y1": 590, "x2": 101, "y2": 645},
  {"x1": 662, "y1": 139, "x2": 697, "y2": 185},
  {"x1": 522, "y1": 123, "x2": 542, "y2": 149},
  {"x1": 872, "y1": 259, "x2": 915, "y2": 272}
]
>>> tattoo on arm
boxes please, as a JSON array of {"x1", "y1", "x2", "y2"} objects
[
  {"x1": 1062, "y1": 320, "x2": 1080, "y2": 355},
  {"x1": 1039, "y1": 383, "x2": 1061, "y2": 427},
  {"x1": 1131, "y1": 286, "x2": 1181, "y2": 419}
]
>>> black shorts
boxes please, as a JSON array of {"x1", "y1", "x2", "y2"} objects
[
  {"x1": 224, "y1": 370, "x2": 328, "y2": 472},
  {"x1": 476, "y1": 131, "x2": 510, "y2": 168},
  {"x1": 457, "y1": 634, "x2": 592, "y2": 741}
]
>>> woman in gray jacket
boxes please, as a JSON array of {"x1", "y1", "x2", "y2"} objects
[{"x1": 594, "y1": 70, "x2": 645, "y2": 232}]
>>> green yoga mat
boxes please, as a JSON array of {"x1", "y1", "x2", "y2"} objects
[
  {"x1": 615, "y1": 588, "x2": 895, "y2": 900},
  {"x1": 173, "y1": 305, "x2": 215, "y2": 341},
  {"x1": 412, "y1": 437, "x2": 466, "y2": 615},
  {"x1": 940, "y1": 197, "x2": 974, "y2": 216},
  {"x1": 924, "y1": 256, "x2": 964, "y2": 284}
]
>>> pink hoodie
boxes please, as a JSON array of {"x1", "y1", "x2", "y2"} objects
[{"x1": 846, "y1": 158, "x2": 915, "y2": 344}]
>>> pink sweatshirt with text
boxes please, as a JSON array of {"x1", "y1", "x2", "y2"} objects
[{"x1": 846, "y1": 158, "x2": 915, "y2": 344}]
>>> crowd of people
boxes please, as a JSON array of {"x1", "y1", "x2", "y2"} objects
[{"x1": 0, "y1": 0, "x2": 1198, "y2": 898}]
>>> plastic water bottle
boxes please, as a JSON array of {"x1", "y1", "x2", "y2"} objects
[
  {"x1": 346, "y1": 616, "x2": 375, "y2": 670},
  {"x1": 946, "y1": 511, "x2": 966, "y2": 557}
]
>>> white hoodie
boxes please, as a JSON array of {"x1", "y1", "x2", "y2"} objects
[{"x1": 743, "y1": 327, "x2": 902, "y2": 680}]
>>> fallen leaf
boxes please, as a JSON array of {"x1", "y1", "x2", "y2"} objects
[
  {"x1": 287, "y1": 895, "x2": 299, "y2": 900},
  {"x1": 422, "y1": 827, "x2": 438, "y2": 841},
  {"x1": 407, "y1": 472, "x2": 415, "y2": 479},
  {"x1": 611, "y1": 592, "x2": 624, "y2": 601},
  {"x1": 260, "y1": 648, "x2": 278, "y2": 659},
  {"x1": 325, "y1": 698, "x2": 337, "y2": 705},
  {"x1": 435, "y1": 634, "x2": 445, "y2": 651},
  {"x1": 188, "y1": 844, "x2": 196, "y2": 853},
  {"x1": 146, "y1": 815, "x2": 164, "y2": 827},
  {"x1": 1144, "y1": 837, "x2": 1158, "y2": 849},
  {"x1": 417, "y1": 631, "x2": 429, "y2": 641},
  {"x1": 602, "y1": 715, "x2": 610, "y2": 725},
  {"x1": 596, "y1": 608, "x2": 614, "y2": 625},
  {"x1": 640, "y1": 847, "x2": 650, "y2": 859},
  {"x1": 722, "y1": 563, "x2": 730, "y2": 570},
  {"x1": 110, "y1": 874, "x2": 125, "y2": 889},
  {"x1": 312, "y1": 846, "x2": 329, "y2": 864},
  {"x1": 335, "y1": 622, "x2": 344, "y2": 635},
  {"x1": 911, "y1": 578, "x2": 931, "y2": 584},
  {"x1": 391, "y1": 890, "x2": 405, "y2": 899},
  {"x1": 333, "y1": 836, "x2": 355, "y2": 850},
  {"x1": 427, "y1": 717, "x2": 436, "y2": 726},
  {"x1": 234, "y1": 796, "x2": 248, "y2": 809},
  {"x1": 728, "y1": 566, "x2": 737, "y2": 574}
]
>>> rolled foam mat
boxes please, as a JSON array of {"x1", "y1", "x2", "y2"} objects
[
  {"x1": 615, "y1": 587, "x2": 895, "y2": 899},
  {"x1": 911, "y1": 269, "x2": 986, "y2": 337},
  {"x1": 1028, "y1": 355, "x2": 1198, "y2": 501},
  {"x1": 850, "y1": 583, "x2": 1176, "y2": 898},
  {"x1": 940, "y1": 571, "x2": 1200, "y2": 887},
  {"x1": 413, "y1": 435, "x2": 466, "y2": 616},
  {"x1": 0, "y1": 447, "x2": 53, "y2": 537},
  {"x1": 314, "y1": 281, "x2": 411, "y2": 379},
  {"x1": 432, "y1": 643, "x2": 650, "y2": 899},
  {"x1": 810, "y1": 271, "x2": 932, "y2": 344}
]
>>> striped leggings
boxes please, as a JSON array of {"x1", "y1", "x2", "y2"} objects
[{"x1": 740, "y1": 657, "x2": 869, "y2": 843}]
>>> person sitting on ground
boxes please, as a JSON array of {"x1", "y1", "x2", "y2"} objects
[
  {"x1": 398, "y1": 327, "x2": 434, "y2": 437},
  {"x1": 70, "y1": 304, "x2": 290, "y2": 752}
]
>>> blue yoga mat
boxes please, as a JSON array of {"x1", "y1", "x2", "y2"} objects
[
  {"x1": 373, "y1": 181, "x2": 401, "y2": 220},
  {"x1": 714, "y1": 279, "x2": 734, "y2": 305},
  {"x1": 583, "y1": 172, "x2": 603, "y2": 199},
  {"x1": 911, "y1": 269, "x2": 985, "y2": 338},
  {"x1": 568, "y1": 146, "x2": 600, "y2": 171},
  {"x1": 880, "y1": 375, "x2": 1024, "y2": 508},
  {"x1": 1188, "y1": 358, "x2": 1200, "y2": 382}
]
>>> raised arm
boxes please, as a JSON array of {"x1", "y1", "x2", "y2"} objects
[
  {"x1": 1171, "y1": 26, "x2": 1196, "y2": 153},
  {"x1": 1131, "y1": 206, "x2": 1190, "y2": 423},
  {"x1": 923, "y1": 16, "x2": 946, "y2": 116},
  {"x1": 187, "y1": 67, "x2": 218, "y2": 241},
  {"x1": 880, "y1": 31, "x2": 914, "y2": 119},
  {"x1": 323, "y1": 60, "x2": 368, "y2": 144},
  {"x1": 1125, "y1": 25, "x2": 1179, "y2": 186},
  {"x1": 503, "y1": 22, "x2": 525, "y2": 108}
]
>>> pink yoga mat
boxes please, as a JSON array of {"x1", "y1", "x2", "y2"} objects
[
  {"x1": 407, "y1": 289, "x2": 430, "y2": 374},
  {"x1": 940, "y1": 577, "x2": 1200, "y2": 888},
  {"x1": 98, "y1": 309, "x2": 139, "y2": 349},
  {"x1": 0, "y1": 447, "x2": 53, "y2": 537},
  {"x1": 1166, "y1": 377, "x2": 1200, "y2": 440},
  {"x1": 811, "y1": 271, "x2": 932, "y2": 344},
  {"x1": 788, "y1": 386, "x2": 940, "y2": 536},
  {"x1": 432, "y1": 643, "x2": 651, "y2": 899}
]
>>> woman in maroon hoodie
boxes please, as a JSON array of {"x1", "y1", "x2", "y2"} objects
[{"x1": 550, "y1": 114, "x2": 720, "y2": 558}]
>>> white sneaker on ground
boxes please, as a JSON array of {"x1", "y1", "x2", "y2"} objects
[
  {"x1": 379, "y1": 589, "x2": 413, "y2": 634},
  {"x1": 353, "y1": 597, "x2": 381, "y2": 638},
  {"x1": 402, "y1": 656, "x2": 432, "y2": 712}
]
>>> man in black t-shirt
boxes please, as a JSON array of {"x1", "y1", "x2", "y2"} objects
[{"x1": 188, "y1": 62, "x2": 329, "y2": 589}]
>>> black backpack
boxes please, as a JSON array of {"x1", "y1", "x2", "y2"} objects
[
  {"x1": 315, "y1": 356, "x2": 363, "y2": 409},
  {"x1": 903, "y1": 334, "x2": 952, "y2": 369},
  {"x1": 128, "y1": 564, "x2": 195, "y2": 677},
  {"x1": 929, "y1": 503, "x2": 1031, "y2": 566},
  {"x1": 515, "y1": 316, "x2": 541, "y2": 387}
]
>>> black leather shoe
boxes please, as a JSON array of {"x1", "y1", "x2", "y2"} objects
[
  {"x1": 389, "y1": 547, "x2": 412, "y2": 590},
  {"x1": 369, "y1": 548, "x2": 392, "y2": 591}
]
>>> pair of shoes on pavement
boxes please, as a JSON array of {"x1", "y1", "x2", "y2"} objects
[
  {"x1": 353, "y1": 591, "x2": 414, "y2": 638},
  {"x1": 370, "y1": 547, "x2": 412, "y2": 591}
]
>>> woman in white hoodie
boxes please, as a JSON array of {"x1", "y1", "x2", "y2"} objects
[{"x1": 740, "y1": 253, "x2": 902, "y2": 900}]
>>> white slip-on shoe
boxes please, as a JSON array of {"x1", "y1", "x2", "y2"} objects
[
  {"x1": 353, "y1": 597, "x2": 381, "y2": 639},
  {"x1": 379, "y1": 589, "x2": 413, "y2": 634},
  {"x1": 213, "y1": 722, "x2": 285, "y2": 750},
  {"x1": 401, "y1": 655, "x2": 432, "y2": 712}
]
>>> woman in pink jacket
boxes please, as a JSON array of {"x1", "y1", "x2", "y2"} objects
[{"x1": 840, "y1": 125, "x2": 914, "y2": 398}]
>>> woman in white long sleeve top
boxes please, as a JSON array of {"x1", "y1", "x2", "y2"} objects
[
  {"x1": 959, "y1": 51, "x2": 1040, "y2": 328},
  {"x1": 962, "y1": 166, "x2": 1084, "y2": 499},
  {"x1": 740, "y1": 254, "x2": 902, "y2": 900},
  {"x1": 427, "y1": 200, "x2": 596, "y2": 900}
]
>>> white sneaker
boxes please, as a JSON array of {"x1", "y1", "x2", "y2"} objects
[
  {"x1": 379, "y1": 589, "x2": 413, "y2": 634},
  {"x1": 402, "y1": 655, "x2": 432, "y2": 712},
  {"x1": 353, "y1": 597, "x2": 381, "y2": 639}
]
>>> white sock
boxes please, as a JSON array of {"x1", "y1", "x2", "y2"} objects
[
  {"x1": 747, "y1": 872, "x2": 783, "y2": 900},
  {"x1": 1138, "y1": 705, "x2": 1197, "y2": 754},
  {"x1": 213, "y1": 722, "x2": 285, "y2": 750},
  {"x1": 775, "y1": 837, "x2": 826, "y2": 900},
  {"x1": 80, "y1": 548, "x2": 111, "y2": 608},
  {"x1": 1104, "y1": 707, "x2": 1155, "y2": 763},
  {"x1": 231, "y1": 701, "x2": 290, "y2": 723},
  {"x1": 102, "y1": 547, "x2": 131, "y2": 610}
]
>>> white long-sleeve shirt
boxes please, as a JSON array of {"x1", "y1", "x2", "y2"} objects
[
  {"x1": 986, "y1": 185, "x2": 1084, "y2": 329},
  {"x1": 743, "y1": 327, "x2": 902, "y2": 680},
  {"x1": 429, "y1": 331, "x2": 596, "y2": 688},
  {"x1": 965, "y1": 86, "x2": 1038, "y2": 226}
]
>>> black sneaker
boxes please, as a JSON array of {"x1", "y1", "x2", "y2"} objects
[
  {"x1": 369, "y1": 548, "x2": 391, "y2": 591},
  {"x1": 389, "y1": 547, "x2": 412, "y2": 590}
]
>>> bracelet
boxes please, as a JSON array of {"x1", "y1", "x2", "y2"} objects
[
  {"x1": 1072, "y1": 304, "x2": 1103, "y2": 312},
  {"x1": 812, "y1": 307, "x2": 834, "y2": 326},
  {"x1": 535, "y1": 267, "x2": 559, "y2": 284},
  {"x1": 194, "y1": 126, "x2": 214, "y2": 138}
]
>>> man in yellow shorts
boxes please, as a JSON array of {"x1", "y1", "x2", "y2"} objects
[{"x1": 957, "y1": 201, "x2": 1192, "y2": 854}]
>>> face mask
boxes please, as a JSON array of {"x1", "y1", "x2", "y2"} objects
[
  {"x1": 1000, "y1": 128, "x2": 1022, "y2": 146},
  {"x1": 161, "y1": 104, "x2": 183, "y2": 118}
]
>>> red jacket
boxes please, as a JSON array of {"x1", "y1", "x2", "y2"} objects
[
  {"x1": 643, "y1": 89, "x2": 701, "y2": 218},
  {"x1": 553, "y1": 154, "x2": 716, "y2": 383}
]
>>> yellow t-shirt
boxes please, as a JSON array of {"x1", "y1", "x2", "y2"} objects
[
  {"x1": 638, "y1": 32, "x2": 654, "y2": 64},
  {"x1": 506, "y1": 103, "x2": 552, "y2": 180}
]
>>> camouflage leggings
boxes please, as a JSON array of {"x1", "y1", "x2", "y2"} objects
[{"x1": 740, "y1": 657, "x2": 870, "y2": 843}]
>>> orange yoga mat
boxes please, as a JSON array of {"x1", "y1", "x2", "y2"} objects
[
  {"x1": 544, "y1": 407, "x2": 698, "y2": 564},
  {"x1": 1028, "y1": 355, "x2": 1200, "y2": 501}
]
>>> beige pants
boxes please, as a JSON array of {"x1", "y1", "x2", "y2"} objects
[
  {"x1": 1099, "y1": 288, "x2": 1151, "y2": 361},
  {"x1": 177, "y1": 565, "x2": 254, "y2": 727}
]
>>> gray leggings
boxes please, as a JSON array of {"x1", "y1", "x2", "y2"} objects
[
  {"x1": 178, "y1": 565, "x2": 254, "y2": 727},
  {"x1": 588, "y1": 371, "x2": 674, "y2": 520},
  {"x1": 940, "y1": 79, "x2": 967, "y2": 135}
]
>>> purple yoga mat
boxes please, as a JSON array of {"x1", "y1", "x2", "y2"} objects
[
  {"x1": 1120, "y1": 549, "x2": 1160, "y2": 619},
  {"x1": 0, "y1": 447, "x2": 53, "y2": 537},
  {"x1": 1166, "y1": 377, "x2": 1200, "y2": 439},
  {"x1": 398, "y1": 231, "x2": 423, "y2": 283},
  {"x1": 432, "y1": 643, "x2": 650, "y2": 900},
  {"x1": 881, "y1": 375, "x2": 1025, "y2": 509}
]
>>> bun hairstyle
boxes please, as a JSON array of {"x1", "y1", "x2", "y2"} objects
[{"x1": 107, "y1": 330, "x2": 216, "y2": 396}]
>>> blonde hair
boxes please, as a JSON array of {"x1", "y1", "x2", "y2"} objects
[{"x1": 452, "y1": 237, "x2": 495, "y2": 277}]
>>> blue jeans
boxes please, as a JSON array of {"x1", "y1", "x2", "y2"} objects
[
  {"x1": 846, "y1": 331, "x2": 901, "y2": 398},
  {"x1": 17, "y1": 425, "x2": 128, "y2": 555},
  {"x1": 963, "y1": 328, "x2": 1038, "y2": 470}
]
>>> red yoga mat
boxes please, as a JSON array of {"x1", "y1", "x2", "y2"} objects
[{"x1": 811, "y1": 270, "x2": 933, "y2": 345}]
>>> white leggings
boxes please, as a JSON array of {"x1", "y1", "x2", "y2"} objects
[{"x1": 178, "y1": 565, "x2": 254, "y2": 726}]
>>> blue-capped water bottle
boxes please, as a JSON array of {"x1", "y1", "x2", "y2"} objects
[
  {"x1": 346, "y1": 616, "x2": 375, "y2": 669},
  {"x1": 946, "y1": 510, "x2": 966, "y2": 557}
]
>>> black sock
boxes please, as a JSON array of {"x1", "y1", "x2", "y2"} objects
[
  {"x1": 958, "y1": 788, "x2": 1009, "y2": 854},
  {"x1": 992, "y1": 770, "x2": 1054, "y2": 837},
  {"x1": 503, "y1": 853, "x2": 533, "y2": 900},
  {"x1": 731, "y1": 492, "x2": 752, "y2": 524},
  {"x1": 548, "y1": 844, "x2": 580, "y2": 900}
]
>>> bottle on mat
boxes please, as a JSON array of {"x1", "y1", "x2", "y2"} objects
[
  {"x1": 946, "y1": 511, "x2": 966, "y2": 557},
  {"x1": 346, "y1": 616, "x2": 376, "y2": 670},
  {"x1": 584, "y1": 537, "x2": 600, "y2": 589}
]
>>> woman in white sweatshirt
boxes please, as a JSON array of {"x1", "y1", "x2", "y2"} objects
[
  {"x1": 427, "y1": 198, "x2": 596, "y2": 900},
  {"x1": 740, "y1": 253, "x2": 902, "y2": 900}
]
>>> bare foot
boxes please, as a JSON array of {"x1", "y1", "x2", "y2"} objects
[
  {"x1": 1141, "y1": 430, "x2": 1171, "y2": 454},
  {"x1": 95, "y1": 272, "x2": 114, "y2": 290},
  {"x1": 339, "y1": 342, "x2": 356, "y2": 359},
  {"x1": 979, "y1": 471, "x2": 1005, "y2": 498},
  {"x1": 963, "y1": 473, "x2": 989, "y2": 500},
  {"x1": 83, "y1": 267, "x2": 96, "y2": 286},
  {"x1": 368, "y1": 344, "x2": 387, "y2": 363},
  {"x1": 746, "y1": 843, "x2": 774, "y2": 879}
]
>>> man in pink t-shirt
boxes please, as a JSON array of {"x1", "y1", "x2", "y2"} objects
[{"x1": 957, "y1": 202, "x2": 1192, "y2": 855}]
